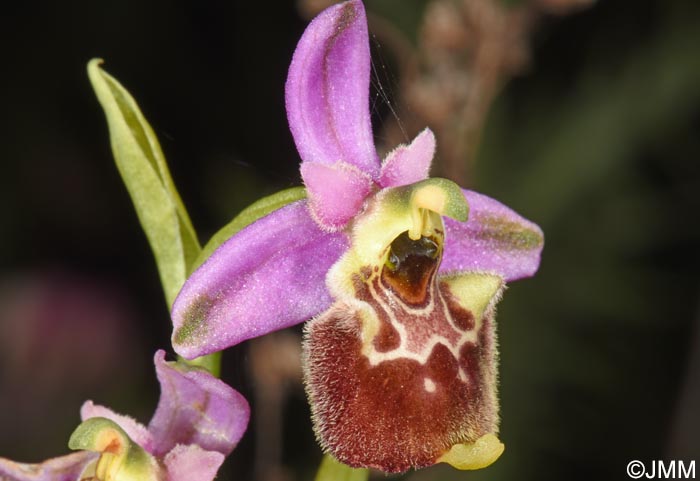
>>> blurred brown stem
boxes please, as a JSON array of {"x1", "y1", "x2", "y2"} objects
[{"x1": 250, "y1": 332, "x2": 303, "y2": 481}]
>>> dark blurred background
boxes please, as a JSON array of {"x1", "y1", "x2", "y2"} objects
[{"x1": 1, "y1": 0, "x2": 698, "y2": 480}]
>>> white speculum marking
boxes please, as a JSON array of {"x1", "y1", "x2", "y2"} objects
[
  {"x1": 359, "y1": 271, "x2": 482, "y2": 383},
  {"x1": 424, "y1": 378, "x2": 436, "y2": 393}
]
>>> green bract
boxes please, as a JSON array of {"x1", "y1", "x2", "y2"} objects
[{"x1": 88, "y1": 59, "x2": 201, "y2": 307}]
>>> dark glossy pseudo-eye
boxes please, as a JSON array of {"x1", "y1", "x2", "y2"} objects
[
  {"x1": 383, "y1": 231, "x2": 440, "y2": 306},
  {"x1": 385, "y1": 231, "x2": 439, "y2": 269}
]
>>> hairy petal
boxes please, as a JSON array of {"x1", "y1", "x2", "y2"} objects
[
  {"x1": 80, "y1": 400, "x2": 154, "y2": 453},
  {"x1": 171, "y1": 200, "x2": 348, "y2": 358},
  {"x1": 163, "y1": 445, "x2": 224, "y2": 481},
  {"x1": 0, "y1": 452, "x2": 96, "y2": 481},
  {"x1": 285, "y1": 0, "x2": 379, "y2": 177},
  {"x1": 148, "y1": 350, "x2": 250, "y2": 457},
  {"x1": 441, "y1": 190, "x2": 544, "y2": 281},
  {"x1": 378, "y1": 128, "x2": 435, "y2": 188},
  {"x1": 301, "y1": 161, "x2": 373, "y2": 230}
]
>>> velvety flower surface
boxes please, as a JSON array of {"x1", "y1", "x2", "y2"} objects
[
  {"x1": 171, "y1": 0, "x2": 543, "y2": 473},
  {"x1": 0, "y1": 350, "x2": 249, "y2": 481}
]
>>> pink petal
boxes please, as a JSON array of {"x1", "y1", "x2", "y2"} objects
[
  {"x1": 301, "y1": 161, "x2": 373, "y2": 230},
  {"x1": 171, "y1": 200, "x2": 348, "y2": 359},
  {"x1": 0, "y1": 451, "x2": 96, "y2": 481},
  {"x1": 80, "y1": 400, "x2": 154, "y2": 452},
  {"x1": 163, "y1": 445, "x2": 224, "y2": 481},
  {"x1": 147, "y1": 351, "x2": 249, "y2": 457},
  {"x1": 378, "y1": 128, "x2": 435, "y2": 188},
  {"x1": 286, "y1": 0, "x2": 379, "y2": 177},
  {"x1": 441, "y1": 190, "x2": 544, "y2": 281}
]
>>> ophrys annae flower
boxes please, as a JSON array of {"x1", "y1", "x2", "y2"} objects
[{"x1": 171, "y1": 0, "x2": 543, "y2": 473}]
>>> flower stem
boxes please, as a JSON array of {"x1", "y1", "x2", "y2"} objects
[
  {"x1": 314, "y1": 454, "x2": 369, "y2": 481},
  {"x1": 178, "y1": 352, "x2": 222, "y2": 378}
]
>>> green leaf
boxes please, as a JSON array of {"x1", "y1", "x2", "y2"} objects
[
  {"x1": 314, "y1": 454, "x2": 369, "y2": 481},
  {"x1": 192, "y1": 186, "x2": 306, "y2": 271},
  {"x1": 88, "y1": 59, "x2": 201, "y2": 307}
]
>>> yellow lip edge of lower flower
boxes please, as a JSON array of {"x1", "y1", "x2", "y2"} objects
[{"x1": 437, "y1": 433, "x2": 505, "y2": 470}]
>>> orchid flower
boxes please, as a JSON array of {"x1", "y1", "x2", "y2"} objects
[
  {"x1": 0, "y1": 350, "x2": 249, "y2": 481},
  {"x1": 171, "y1": 0, "x2": 543, "y2": 473}
]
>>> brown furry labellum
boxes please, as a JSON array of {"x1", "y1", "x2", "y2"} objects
[{"x1": 303, "y1": 229, "x2": 504, "y2": 473}]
